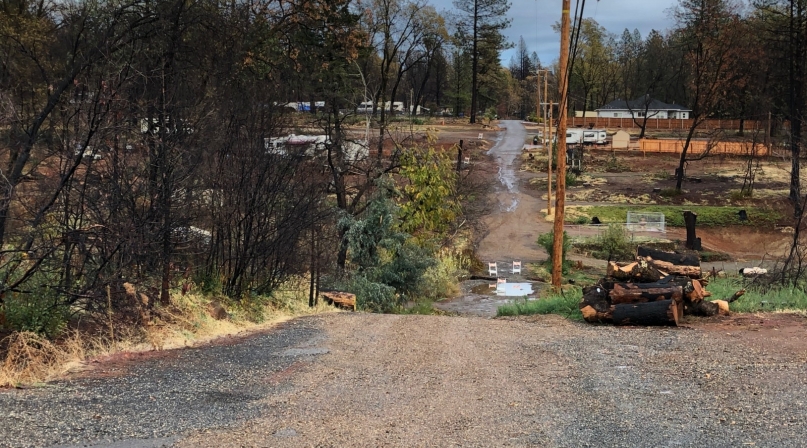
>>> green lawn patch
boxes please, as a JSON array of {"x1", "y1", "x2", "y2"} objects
[
  {"x1": 575, "y1": 205, "x2": 781, "y2": 227},
  {"x1": 707, "y1": 277, "x2": 807, "y2": 313},
  {"x1": 496, "y1": 287, "x2": 583, "y2": 320}
]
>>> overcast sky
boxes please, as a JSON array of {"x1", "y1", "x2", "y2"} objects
[{"x1": 435, "y1": 0, "x2": 681, "y2": 66}]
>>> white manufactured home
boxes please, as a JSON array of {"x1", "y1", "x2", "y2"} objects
[{"x1": 596, "y1": 97, "x2": 691, "y2": 120}]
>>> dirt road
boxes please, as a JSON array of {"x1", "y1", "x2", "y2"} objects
[
  {"x1": 4, "y1": 313, "x2": 806, "y2": 447},
  {"x1": 476, "y1": 120, "x2": 549, "y2": 265}
]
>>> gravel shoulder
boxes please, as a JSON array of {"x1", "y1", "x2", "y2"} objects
[
  {"x1": 175, "y1": 313, "x2": 807, "y2": 448},
  {"x1": 5, "y1": 312, "x2": 804, "y2": 447}
]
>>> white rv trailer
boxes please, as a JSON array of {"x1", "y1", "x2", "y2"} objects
[
  {"x1": 356, "y1": 101, "x2": 405, "y2": 113},
  {"x1": 566, "y1": 128, "x2": 607, "y2": 145}
]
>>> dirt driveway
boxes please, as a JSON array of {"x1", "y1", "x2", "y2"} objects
[
  {"x1": 4, "y1": 313, "x2": 806, "y2": 447},
  {"x1": 475, "y1": 120, "x2": 551, "y2": 265}
]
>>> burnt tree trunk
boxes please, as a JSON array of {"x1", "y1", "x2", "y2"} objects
[
  {"x1": 683, "y1": 210, "x2": 701, "y2": 251},
  {"x1": 637, "y1": 247, "x2": 700, "y2": 266}
]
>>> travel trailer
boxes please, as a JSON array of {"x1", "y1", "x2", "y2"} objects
[
  {"x1": 566, "y1": 128, "x2": 607, "y2": 145},
  {"x1": 582, "y1": 129, "x2": 607, "y2": 145},
  {"x1": 356, "y1": 101, "x2": 405, "y2": 114}
]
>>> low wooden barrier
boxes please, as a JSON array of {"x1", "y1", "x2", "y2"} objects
[
  {"x1": 569, "y1": 116, "x2": 774, "y2": 131},
  {"x1": 636, "y1": 139, "x2": 771, "y2": 156}
]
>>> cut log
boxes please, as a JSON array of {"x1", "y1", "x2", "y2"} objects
[
  {"x1": 687, "y1": 279, "x2": 705, "y2": 302},
  {"x1": 606, "y1": 260, "x2": 664, "y2": 283},
  {"x1": 637, "y1": 246, "x2": 700, "y2": 266},
  {"x1": 580, "y1": 305, "x2": 615, "y2": 323},
  {"x1": 713, "y1": 300, "x2": 730, "y2": 315},
  {"x1": 609, "y1": 283, "x2": 683, "y2": 305},
  {"x1": 685, "y1": 300, "x2": 724, "y2": 317},
  {"x1": 639, "y1": 257, "x2": 702, "y2": 279},
  {"x1": 607, "y1": 261, "x2": 637, "y2": 278},
  {"x1": 580, "y1": 285, "x2": 610, "y2": 312},
  {"x1": 612, "y1": 299, "x2": 679, "y2": 326},
  {"x1": 580, "y1": 285, "x2": 614, "y2": 323},
  {"x1": 320, "y1": 291, "x2": 356, "y2": 311}
]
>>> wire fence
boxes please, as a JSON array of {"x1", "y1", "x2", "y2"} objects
[{"x1": 563, "y1": 223, "x2": 668, "y2": 241}]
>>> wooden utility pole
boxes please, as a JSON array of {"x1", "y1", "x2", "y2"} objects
[
  {"x1": 543, "y1": 71, "x2": 552, "y2": 216},
  {"x1": 547, "y1": 99, "x2": 553, "y2": 216},
  {"x1": 552, "y1": 0, "x2": 571, "y2": 288},
  {"x1": 538, "y1": 69, "x2": 552, "y2": 215}
]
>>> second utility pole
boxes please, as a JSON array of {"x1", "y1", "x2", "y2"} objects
[
  {"x1": 544, "y1": 71, "x2": 552, "y2": 216},
  {"x1": 551, "y1": 0, "x2": 571, "y2": 288}
]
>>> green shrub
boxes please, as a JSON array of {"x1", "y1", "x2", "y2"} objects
[
  {"x1": 3, "y1": 292, "x2": 68, "y2": 338},
  {"x1": 574, "y1": 216, "x2": 589, "y2": 225},
  {"x1": 596, "y1": 224, "x2": 634, "y2": 261},
  {"x1": 195, "y1": 270, "x2": 223, "y2": 295},
  {"x1": 420, "y1": 252, "x2": 467, "y2": 299},
  {"x1": 537, "y1": 230, "x2": 571, "y2": 274},
  {"x1": 605, "y1": 154, "x2": 628, "y2": 172},
  {"x1": 346, "y1": 275, "x2": 398, "y2": 313},
  {"x1": 566, "y1": 171, "x2": 581, "y2": 187}
]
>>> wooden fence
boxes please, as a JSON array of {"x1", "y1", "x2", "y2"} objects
[
  {"x1": 637, "y1": 139, "x2": 771, "y2": 156},
  {"x1": 569, "y1": 117, "x2": 768, "y2": 131}
]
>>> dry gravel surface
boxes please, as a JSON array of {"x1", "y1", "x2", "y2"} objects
[{"x1": 2, "y1": 313, "x2": 807, "y2": 447}]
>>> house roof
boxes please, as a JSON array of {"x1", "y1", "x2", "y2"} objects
[{"x1": 597, "y1": 96, "x2": 690, "y2": 112}]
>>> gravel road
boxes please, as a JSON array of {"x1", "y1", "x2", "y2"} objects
[{"x1": 3, "y1": 313, "x2": 806, "y2": 447}]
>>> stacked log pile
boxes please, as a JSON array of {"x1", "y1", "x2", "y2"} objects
[{"x1": 581, "y1": 247, "x2": 742, "y2": 326}]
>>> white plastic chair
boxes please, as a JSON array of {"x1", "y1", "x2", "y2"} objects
[
  {"x1": 488, "y1": 262, "x2": 498, "y2": 277},
  {"x1": 512, "y1": 261, "x2": 522, "y2": 275}
]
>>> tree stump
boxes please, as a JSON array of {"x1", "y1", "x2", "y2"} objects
[{"x1": 683, "y1": 210, "x2": 702, "y2": 250}]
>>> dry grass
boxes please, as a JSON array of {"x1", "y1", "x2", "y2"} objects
[
  {"x1": 0, "y1": 278, "x2": 337, "y2": 387},
  {"x1": 0, "y1": 332, "x2": 85, "y2": 386}
]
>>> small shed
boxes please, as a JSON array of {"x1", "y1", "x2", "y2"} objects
[{"x1": 612, "y1": 130, "x2": 631, "y2": 149}]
